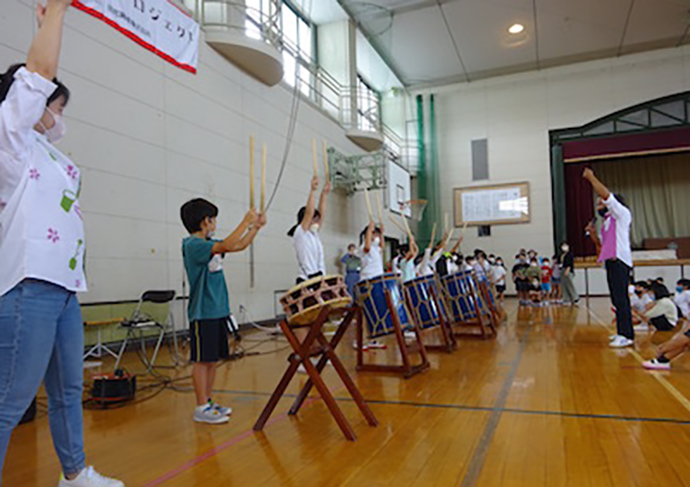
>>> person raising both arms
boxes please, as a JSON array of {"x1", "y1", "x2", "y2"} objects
[{"x1": 0, "y1": 1, "x2": 123, "y2": 485}]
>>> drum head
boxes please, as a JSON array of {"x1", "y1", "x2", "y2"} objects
[{"x1": 282, "y1": 275, "x2": 352, "y2": 327}]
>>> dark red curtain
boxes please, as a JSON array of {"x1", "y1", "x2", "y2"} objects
[{"x1": 564, "y1": 163, "x2": 597, "y2": 257}]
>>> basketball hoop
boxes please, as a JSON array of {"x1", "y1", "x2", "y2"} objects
[{"x1": 399, "y1": 200, "x2": 428, "y2": 222}]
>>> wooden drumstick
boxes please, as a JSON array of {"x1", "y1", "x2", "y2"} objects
[
  {"x1": 461, "y1": 220, "x2": 469, "y2": 236},
  {"x1": 401, "y1": 214, "x2": 413, "y2": 241},
  {"x1": 312, "y1": 139, "x2": 318, "y2": 176},
  {"x1": 376, "y1": 191, "x2": 384, "y2": 225},
  {"x1": 249, "y1": 136, "x2": 255, "y2": 210},
  {"x1": 260, "y1": 143, "x2": 267, "y2": 212},
  {"x1": 322, "y1": 139, "x2": 329, "y2": 180},
  {"x1": 429, "y1": 222, "x2": 437, "y2": 250},
  {"x1": 364, "y1": 187, "x2": 374, "y2": 222}
]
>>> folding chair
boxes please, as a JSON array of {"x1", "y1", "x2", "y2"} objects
[{"x1": 114, "y1": 290, "x2": 178, "y2": 372}]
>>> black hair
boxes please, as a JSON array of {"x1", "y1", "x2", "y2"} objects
[
  {"x1": 180, "y1": 198, "x2": 218, "y2": 234},
  {"x1": 655, "y1": 277, "x2": 665, "y2": 283},
  {"x1": 359, "y1": 224, "x2": 382, "y2": 245},
  {"x1": 635, "y1": 281, "x2": 651, "y2": 290},
  {"x1": 287, "y1": 206, "x2": 321, "y2": 237},
  {"x1": 399, "y1": 244, "x2": 410, "y2": 254},
  {"x1": 678, "y1": 279, "x2": 690, "y2": 290},
  {"x1": 651, "y1": 283, "x2": 671, "y2": 300},
  {"x1": 0, "y1": 64, "x2": 70, "y2": 107}
]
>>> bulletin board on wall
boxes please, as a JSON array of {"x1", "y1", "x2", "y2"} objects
[{"x1": 453, "y1": 182, "x2": 531, "y2": 226}]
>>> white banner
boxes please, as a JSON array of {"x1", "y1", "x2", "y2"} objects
[{"x1": 73, "y1": 0, "x2": 200, "y2": 73}]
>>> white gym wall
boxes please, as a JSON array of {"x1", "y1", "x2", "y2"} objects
[{"x1": 0, "y1": 0, "x2": 385, "y2": 324}]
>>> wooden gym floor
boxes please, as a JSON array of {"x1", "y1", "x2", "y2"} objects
[{"x1": 6, "y1": 298, "x2": 690, "y2": 487}]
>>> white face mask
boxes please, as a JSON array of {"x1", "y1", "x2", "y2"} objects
[
  {"x1": 561, "y1": 245, "x2": 569, "y2": 252},
  {"x1": 41, "y1": 108, "x2": 67, "y2": 144},
  {"x1": 310, "y1": 223, "x2": 320, "y2": 233}
]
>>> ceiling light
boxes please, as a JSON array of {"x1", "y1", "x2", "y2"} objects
[{"x1": 508, "y1": 23, "x2": 525, "y2": 35}]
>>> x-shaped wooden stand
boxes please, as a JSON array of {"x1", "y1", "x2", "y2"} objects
[{"x1": 253, "y1": 306, "x2": 378, "y2": 441}]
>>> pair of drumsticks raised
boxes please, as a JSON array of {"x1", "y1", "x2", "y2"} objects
[
  {"x1": 380, "y1": 196, "x2": 468, "y2": 250},
  {"x1": 248, "y1": 137, "x2": 330, "y2": 211}
]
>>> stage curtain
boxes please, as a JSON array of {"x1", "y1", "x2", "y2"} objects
[
  {"x1": 564, "y1": 162, "x2": 597, "y2": 256},
  {"x1": 595, "y1": 152, "x2": 690, "y2": 247}
]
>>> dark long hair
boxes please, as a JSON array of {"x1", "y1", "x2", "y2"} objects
[
  {"x1": 287, "y1": 206, "x2": 321, "y2": 237},
  {"x1": 0, "y1": 64, "x2": 70, "y2": 107}
]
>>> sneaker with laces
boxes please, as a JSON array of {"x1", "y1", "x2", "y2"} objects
[
  {"x1": 404, "y1": 331, "x2": 416, "y2": 340},
  {"x1": 643, "y1": 359, "x2": 671, "y2": 370},
  {"x1": 58, "y1": 466, "x2": 124, "y2": 487},
  {"x1": 352, "y1": 340, "x2": 370, "y2": 351},
  {"x1": 609, "y1": 334, "x2": 618, "y2": 341},
  {"x1": 194, "y1": 405, "x2": 229, "y2": 424},
  {"x1": 367, "y1": 340, "x2": 386, "y2": 349},
  {"x1": 609, "y1": 335, "x2": 634, "y2": 348},
  {"x1": 211, "y1": 402, "x2": 232, "y2": 416}
]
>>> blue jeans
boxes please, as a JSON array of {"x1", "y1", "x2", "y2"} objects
[{"x1": 0, "y1": 279, "x2": 86, "y2": 480}]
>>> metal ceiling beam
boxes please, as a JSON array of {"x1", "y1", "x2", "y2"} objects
[
  {"x1": 435, "y1": 0, "x2": 470, "y2": 82},
  {"x1": 617, "y1": 0, "x2": 635, "y2": 56}
]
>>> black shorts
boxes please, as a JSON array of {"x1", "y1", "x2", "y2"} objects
[
  {"x1": 190, "y1": 318, "x2": 230, "y2": 363},
  {"x1": 516, "y1": 279, "x2": 529, "y2": 292},
  {"x1": 650, "y1": 315, "x2": 675, "y2": 332},
  {"x1": 496, "y1": 285, "x2": 506, "y2": 294}
]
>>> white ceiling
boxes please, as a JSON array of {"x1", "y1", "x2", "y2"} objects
[{"x1": 335, "y1": 0, "x2": 690, "y2": 88}]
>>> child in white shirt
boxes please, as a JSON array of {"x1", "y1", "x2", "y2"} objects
[
  {"x1": 674, "y1": 279, "x2": 690, "y2": 319},
  {"x1": 359, "y1": 221, "x2": 385, "y2": 282},
  {"x1": 288, "y1": 176, "x2": 330, "y2": 284}
]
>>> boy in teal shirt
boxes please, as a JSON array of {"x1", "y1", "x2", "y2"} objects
[{"x1": 181, "y1": 198, "x2": 266, "y2": 424}]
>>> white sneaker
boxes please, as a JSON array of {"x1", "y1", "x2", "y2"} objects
[
  {"x1": 211, "y1": 402, "x2": 232, "y2": 417},
  {"x1": 404, "y1": 331, "x2": 416, "y2": 340},
  {"x1": 609, "y1": 335, "x2": 634, "y2": 348},
  {"x1": 193, "y1": 405, "x2": 230, "y2": 424},
  {"x1": 59, "y1": 466, "x2": 124, "y2": 487},
  {"x1": 609, "y1": 335, "x2": 618, "y2": 341},
  {"x1": 643, "y1": 359, "x2": 671, "y2": 370}
]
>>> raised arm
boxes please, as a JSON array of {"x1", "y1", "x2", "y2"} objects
[
  {"x1": 363, "y1": 220, "x2": 375, "y2": 253},
  {"x1": 26, "y1": 0, "x2": 71, "y2": 80},
  {"x1": 212, "y1": 209, "x2": 257, "y2": 254},
  {"x1": 230, "y1": 212, "x2": 266, "y2": 252},
  {"x1": 317, "y1": 179, "x2": 331, "y2": 225},
  {"x1": 407, "y1": 240, "x2": 419, "y2": 261},
  {"x1": 301, "y1": 175, "x2": 319, "y2": 231},
  {"x1": 451, "y1": 235, "x2": 464, "y2": 254},
  {"x1": 583, "y1": 168, "x2": 611, "y2": 200}
]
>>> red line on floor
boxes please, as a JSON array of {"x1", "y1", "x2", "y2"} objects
[{"x1": 142, "y1": 387, "x2": 342, "y2": 486}]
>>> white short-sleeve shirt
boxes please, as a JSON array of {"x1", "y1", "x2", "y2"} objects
[
  {"x1": 293, "y1": 225, "x2": 325, "y2": 280},
  {"x1": 359, "y1": 242, "x2": 384, "y2": 282},
  {"x1": 674, "y1": 290, "x2": 690, "y2": 319},
  {"x1": 0, "y1": 68, "x2": 86, "y2": 297}
]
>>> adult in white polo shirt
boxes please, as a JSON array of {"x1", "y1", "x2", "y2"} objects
[
  {"x1": 0, "y1": 1, "x2": 122, "y2": 486},
  {"x1": 583, "y1": 168, "x2": 634, "y2": 348}
]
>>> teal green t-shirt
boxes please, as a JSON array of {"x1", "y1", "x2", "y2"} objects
[{"x1": 182, "y1": 237, "x2": 230, "y2": 322}]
